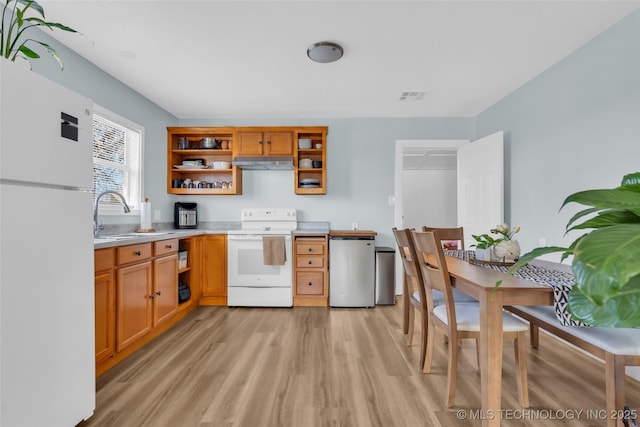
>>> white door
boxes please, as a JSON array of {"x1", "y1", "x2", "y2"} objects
[{"x1": 457, "y1": 131, "x2": 504, "y2": 248}]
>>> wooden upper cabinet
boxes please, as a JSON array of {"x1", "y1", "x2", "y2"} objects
[{"x1": 236, "y1": 131, "x2": 293, "y2": 156}]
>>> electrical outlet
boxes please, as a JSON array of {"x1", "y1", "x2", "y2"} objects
[
  {"x1": 153, "y1": 210, "x2": 161, "y2": 221},
  {"x1": 352, "y1": 222, "x2": 358, "y2": 230}
]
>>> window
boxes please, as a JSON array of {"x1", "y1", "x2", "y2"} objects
[{"x1": 93, "y1": 106, "x2": 143, "y2": 212}]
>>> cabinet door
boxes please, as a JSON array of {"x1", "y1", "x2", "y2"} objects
[
  {"x1": 116, "y1": 261, "x2": 153, "y2": 352},
  {"x1": 202, "y1": 235, "x2": 227, "y2": 297},
  {"x1": 236, "y1": 131, "x2": 264, "y2": 156},
  {"x1": 264, "y1": 131, "x2": 293, "y2": 155},
  {"x1": 94, "y1": 270, "x2": 115, "y2": 363},
  {"x1": 153, "y1": 254, "x2": 178, "y2": 327}
]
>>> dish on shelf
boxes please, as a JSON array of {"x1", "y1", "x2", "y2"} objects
[
  {"x1": 298, "y1": 139, "x2": 312, "y2": 149},
  {"x1": 211, "y1": 161, "x2": 231, "y2": 169},
  {"x1": 300, "y1": 184, "x2": 321, "y2": 188},
  {"x1": 300, "y1": 178, "x2": 320, "y2": 185},
  {"x1": 173, "y1": 164, "x2": 206, "y2": 169}
]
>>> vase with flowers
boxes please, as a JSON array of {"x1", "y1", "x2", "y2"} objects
[
  {"x1": 471, "y1": 223, "x2": 521, "y2": 262},
  {"x1": 491, "y1": 224, "x2": 521, "y2": 261}
]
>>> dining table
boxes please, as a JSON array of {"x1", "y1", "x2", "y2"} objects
[{"x1": 443, "y1": 255, "x2": 563, "y2": 427}]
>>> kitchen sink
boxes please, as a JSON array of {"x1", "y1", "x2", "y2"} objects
[{"x1": 94, "y1": 231, "x2": 177, "y2": 244}]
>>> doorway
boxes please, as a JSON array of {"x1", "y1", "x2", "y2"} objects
[{"x1": 393, "y1": 139, "x2": 469, "y2": 293}]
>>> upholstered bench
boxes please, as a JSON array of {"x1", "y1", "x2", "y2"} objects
[{"x1": 507, "y1": 305, "x2": 640, "y2": 427}]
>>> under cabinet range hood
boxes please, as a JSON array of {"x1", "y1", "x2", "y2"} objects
[{"x1": 232, "y1": 156, "x2": 294, "y2": 170}]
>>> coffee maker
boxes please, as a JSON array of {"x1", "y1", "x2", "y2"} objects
[{"x1": 174, "y1": 202, "x2": 197, "y2": 229}]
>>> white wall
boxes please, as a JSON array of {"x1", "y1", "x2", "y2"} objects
[
  {"x1": 475, "y1": 10, "x2": 640, "y2": 257},
  {"x1": 402, "y1": 169, "x2": 457, "y2": 229}
]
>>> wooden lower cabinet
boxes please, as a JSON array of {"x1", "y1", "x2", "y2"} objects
[
  {"x1": 116, "y1": 260, "x2": 153, "y2": 352},
  {"x1": 153, "y1": 253, "x2": 179, "y2": 326},
  {"x1": 94, "y1": 248, "x2": 115, "y2": 363},
  {"x1": 293, "y1": 235, "x2": 328, "y2": 306},
  {"x1": 96, "y1": 237, "x2": 197, "y2": 376},
  {"x1": 200, "y1": 235, "x2": 227, "y2": 306}
]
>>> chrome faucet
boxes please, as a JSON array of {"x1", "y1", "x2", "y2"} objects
[{"x1": 94, "y1": 190, "x2": 131, "y2": 237}]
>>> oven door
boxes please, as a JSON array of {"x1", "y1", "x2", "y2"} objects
[{"x1": 227, "y1": 234, "x2": 292, "y2": 288}]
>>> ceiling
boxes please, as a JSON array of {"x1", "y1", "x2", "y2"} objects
[{"x1": 38, "y1": 1, "x2": 640, "y2": 120}]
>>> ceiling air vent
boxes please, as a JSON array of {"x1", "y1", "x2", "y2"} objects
[{"x1": 399, "y1": 90, "x2": 427, "y2": 101}]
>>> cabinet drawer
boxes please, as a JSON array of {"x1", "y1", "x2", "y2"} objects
[
  {"x1": 296, "y1": 271, "x2": 324, "y2": 295},
  {"x1": 154, "y1": 238, "x2": 179, "y2": 256},
  {"x1": 296, "y1": 255, "x2": 324, "y2": 268},
  {"x1": 117, "y1": 243, "x2": 152, "y2": 265},
  {"x1": 295, "y1": 242, "x2": 325, "y2": 255},
  {"x1": 94, "y1": 248, "x2": 115, "y2": 271}
]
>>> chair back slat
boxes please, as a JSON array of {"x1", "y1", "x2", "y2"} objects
[
  {"x1": 422, "y1": 226, "x2": 465, "y2": 250},
  {"x1": 411, "y1": 230, "x2": 458, "y2": 331},
  {"x1": 392, "y1": 228, "x2": 428, "y2": 309}
]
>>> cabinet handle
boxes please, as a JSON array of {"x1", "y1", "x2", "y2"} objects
[
  {"x1": 267, "y1": 140, "x2": 271, "y2": 144},
  {"x1": 149, "y1": 294, "x2": 155, "y2": 299},
  {"x1": 165, "y1": 244, "x2": 172, "y2": 249},
  {"x1": 259, "y1": 140, "x2": 263, "y2": 145},
  {"x1": 135, "y1": 251, "x2": 142, "y2": 256},
  {"x1": 308, "y1": 282, "x2": 313, "y2": 286},
  {"x1": 308, "y1": 260, "x2": 313, "y2": 265},
  {"x1": 308, "y1": 248, "x2": 313, "y2": 252},
  {"x1": 156, "y1": 291, "x2": 161, "y2": 296}
]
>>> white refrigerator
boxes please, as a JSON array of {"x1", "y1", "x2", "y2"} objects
[{"x1": 0, "y1": 60, "x2": 96, "y2": 426}]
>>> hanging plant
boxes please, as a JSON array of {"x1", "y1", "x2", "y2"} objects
[
  {"x1": 503, "y1": 172, "x2": 640, "y2": 328},
  {"x1": 1, "y1": 0, "x2": 77, "y2": 69}
]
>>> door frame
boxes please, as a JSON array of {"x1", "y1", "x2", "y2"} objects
[{"x1": 393, "y1": 139, "x2": 469, "y2": 294}]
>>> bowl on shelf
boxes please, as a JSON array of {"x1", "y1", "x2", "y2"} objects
[
  {"x1": 312, "y1": 160, "x2": 322, "y2": 168},
  {"x1": 211, "y1": 161, "x2": 231, "y2": 169},
  {"x1": 299, "y1": 158, "x2": 313, "y2": 168},
  {"x1": 298, "y1": 139, "x2": 312, "y2": 149}
]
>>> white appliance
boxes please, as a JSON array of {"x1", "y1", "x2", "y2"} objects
[
  {"x1": 0, "y1": 60, "x2": 95, "y2": 426},
  {"x1": 227, "y1": 208, "x2": 297, "y2": 307}
]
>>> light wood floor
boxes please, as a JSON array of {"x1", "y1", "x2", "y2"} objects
[{"x1": 80, "y1": 302, "x2": 639, "y2": 427}]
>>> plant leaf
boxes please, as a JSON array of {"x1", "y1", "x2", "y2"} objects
[
  {"x1": 566, "y1": 206, "x2": 601, "y2": 230},
  {"x1": 621, "y1": 172, "x2": 640, "y2": 187},
  {"x1": 15, "y1": 0, "x2": 44, "y2": 17},
  {"x1": 561, "y1": 188, "x2": 640, "y2": 217},
  {"x1": 28, "y1": 40, "x2": 63, "y2": 69},
  {"x1": 24, "y1": 17, "x2": 77, "y2": 33},
  {"x1": 568, "y1": 281, "x2": 640, "y2": 327},
  {"x1": 17, "y1": 43, "x2": 38, "y2": 58},
  {"x1": 495, "y1": 246, "x2": 569, "y2": 288},
  {"x1": 567, "y1": 209, "x2": 640, "y2": 231},
  {"x1": 571, "y1": 224, "x2": 640, "y2": 304}
]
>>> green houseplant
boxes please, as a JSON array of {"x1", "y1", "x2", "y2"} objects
[
  {"x1": 1, "y1": 0, "x2": 76, "y2": 69},
  {"x1": 507, "y1": 172, "x2": 640, "y2": 328}
]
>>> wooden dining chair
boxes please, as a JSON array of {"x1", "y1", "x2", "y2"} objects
[
  {"x1": 411, "y1": 229, "x2": 530, "y2": 408},
  {"x1": 422, "y1": 226, "x2": 465, "y2": 250},
  {"x1": 392, "y1": 227, "x2": 429, "y2": 368},
  {"x1": 392, "y1": 227, "x2": 477, "y2": 369}
]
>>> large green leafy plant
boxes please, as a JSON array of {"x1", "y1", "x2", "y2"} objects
[
  {"x1": 508, "y1": 172, "x2": 640, "y2": 327},
  {"x1": 1, "y1": 0, "x2": 76, "y2": 69}
]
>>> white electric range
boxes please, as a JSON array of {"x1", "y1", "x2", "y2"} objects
[{"x1": 227, "y1": 208, "x2": 297, "y2": 307}]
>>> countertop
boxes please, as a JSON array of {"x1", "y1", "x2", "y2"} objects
[
  {"x1": 328, "y1": 230, "x2": 378, "y2": 237},
  {"x1": 93, "y1": 229, "x2": 227, "y2": 249},
  {"x1": 94, "y1": 224, "x2": 375, "y2": 250}
]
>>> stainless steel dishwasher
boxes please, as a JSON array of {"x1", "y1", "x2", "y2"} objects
[{"x1": 329, "y1": 235, "x2": 375, "y2": 307}]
